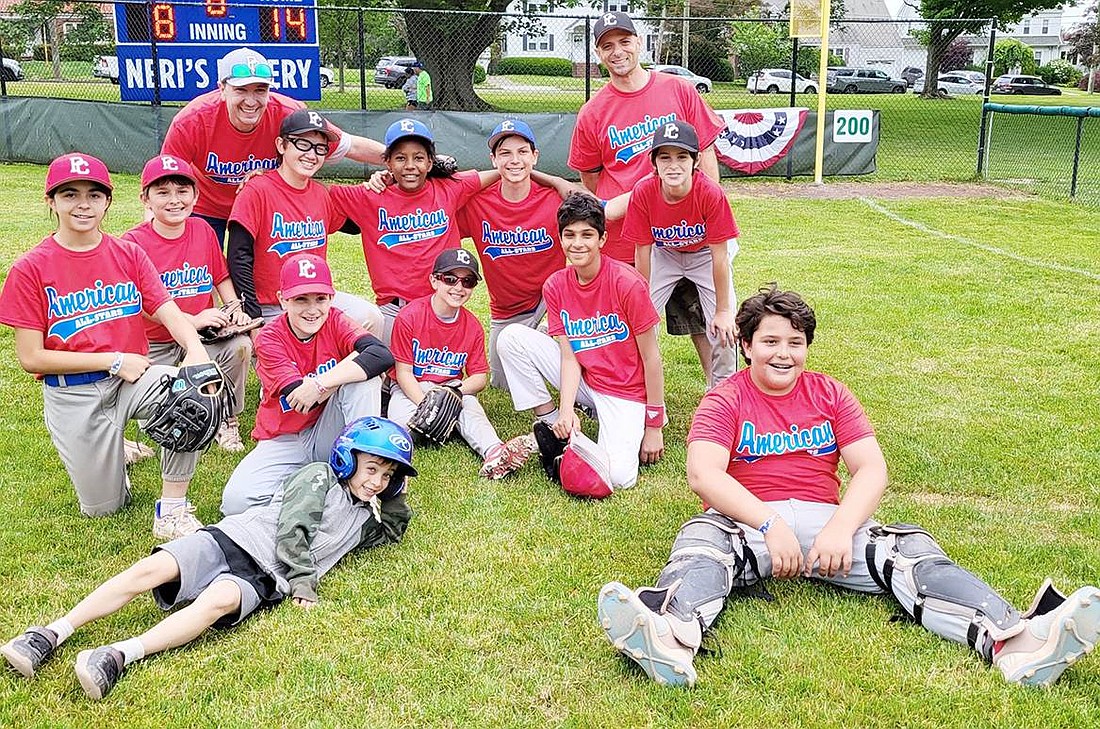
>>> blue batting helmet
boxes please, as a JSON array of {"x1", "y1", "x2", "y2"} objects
[{"x1": 330, "y1": 417, "x2": 417, "y2": 497}]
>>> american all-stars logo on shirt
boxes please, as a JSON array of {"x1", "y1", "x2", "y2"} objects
[
  {"x1": 267, "y1": 213, "x2": 326, "y2": 257},
  {"x1": 480, "y1": 222, "x2": 554, "y2": 259},
  {"x1": 377, "y1": 207, "x2": 449, "y2": 249},
  {"x1": 561, "y1": 310, "x2": 629, "y2": 352},
  {"x1": 606, "y1": 113, "x2": 677, "y2": 165},
  {"x1": 734, "y1": 420, "x2": 837, "y2": 463},
  {"x1": 651, "y1": 220, "x2": 706, "y2": 249},
  {"x1": 411, "y1": 338, "x2": 468, "y2": 379},
  {"x1": 160, "y1": 263, "x2": 214, "y2": 298},
  {"x1": 45, "y1": 281, "x2": 142, "y2": 341},
  {"x1": 204, "y1": 152, "x2": 278, "y2": 185}
]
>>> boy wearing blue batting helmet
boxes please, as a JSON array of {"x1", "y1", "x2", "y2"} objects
[{"x1": 1, "y1": 417, "x2": 415, "y2": 700}]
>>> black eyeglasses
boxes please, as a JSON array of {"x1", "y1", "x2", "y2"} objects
[
  {"x1": 434, "y1": 272, "x2": 478, "y2": 289},
  {"x1": 285, "y1": 136, "x2": 330, "y2": 156}
]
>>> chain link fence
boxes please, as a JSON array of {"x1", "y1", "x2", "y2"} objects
[
  {"x1": 981, "y1": 104, "x2": 1100, "y2": 206},
  {"x1": 1, "y1": 4, "x2": 1091, "y2": 186}
]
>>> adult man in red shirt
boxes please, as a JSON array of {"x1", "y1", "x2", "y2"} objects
[
  {"x1": 162, "y1": 47, "x2": 385, "y2": 245},
  {"x1": 569, "y1": 12, "x2": 735, "y2": 386}
]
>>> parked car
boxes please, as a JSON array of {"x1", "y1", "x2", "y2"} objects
[
  {"x1": 2, "y1": 57, "x2": 23, "y2": 82},
  {"x1": 747, "y1": 68, "x2": 817, "y2": 94},
  {"x1": 953, "y1": 70, "x2": 989, "y2": 85},
  {"x1": 900, "y1": 66, "x2": 924, "y2": 87},
  {"x1": 374, "y1": 55, "x2": 418, "y2": 88},
  {"x1": 651, "y1": 64, "x2": 712, "y2": 93},
  {"x1": 827, "y1": 67, "x2": 907, "y2": 94},
  {"x1": 991, "y1": 74, "x2": 1062, "y2": 95},
  {"x1": 93, "y1": 54, "x2": 118, "y2": 83},
  {"x1": 913, "y1": 73, "x2": 985, "y2": 95},
  {"x1": 94, "y1": 54, "x2": 332, "y2": 87}
]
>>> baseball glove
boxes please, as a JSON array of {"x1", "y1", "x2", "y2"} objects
[
  {"x1": 197, "y1": 301, "x2": 264, "y2": 344},
  {"x1": 407, "y1": 381, "x2": 463, "y2": 445},
  {"x1": 141, "y1": 362, "x2": 234, "y2": 452}
]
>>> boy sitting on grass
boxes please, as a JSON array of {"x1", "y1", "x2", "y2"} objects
[
  {"x1": 1, "y1": 416, "x2": 415, "y2": 700},
  {"x1": 597, "y1": 285, "x2": 1100, "y2": 688},
  {"x1": 388, "y1": 248, "x2": 536, "y2": 479},
  {"x1": 497, "y1": 193, "x2": 665, "y2": 497}
]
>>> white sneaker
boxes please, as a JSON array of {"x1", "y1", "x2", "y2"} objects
[
  {"x1": 152, "y1": 502, "x2": 204, "y2": 541},
  {"x1": 995, "y1": 585, "x2": 1100, "y2": 686},
  {"x1": 597, "y1": 581, "x2": 698, "y2": 687},
  {"x1": 214, "y1": 417, "x2": 245, "y2": 452}
]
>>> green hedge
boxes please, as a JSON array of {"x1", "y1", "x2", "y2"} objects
[
  {"x1": 473, "y1": 65, "x2": 487, "y2": 84},
  {"x1": 496, "y1": 56, "x2": 573, "y2": 77}
]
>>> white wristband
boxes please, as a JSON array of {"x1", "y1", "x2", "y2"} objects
[{"x1": 108, "y1": 352, "x2": 124, "y2": 376}]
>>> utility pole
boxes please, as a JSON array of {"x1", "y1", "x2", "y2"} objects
[{"x1": 682, "y1": 0, "x2": 690, "y2": 68}]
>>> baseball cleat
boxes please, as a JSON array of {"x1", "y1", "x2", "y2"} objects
[
  {"x1": 479, "y1": 434, "x2": 537, "y2": 479},
  {"x1": 152, "y1": 501, "x2": 204, "y2": 542},
  {"x1": 1, "y1": 627, "x2": 58, "y2": 678},
  {"x1": 597, "y1": 581, "x2": 697, "y2": 687},
  {"x1": 213, "y1": 417, "x2": 245, "y2": 452},
  {"x1": 532, "y1": 421, "x2": 567, "y2": 484},
  {"x1": 995, "y1": 586, "x2": 1100, "y2": 686},
  {"x1": 75, "y1": 646, "x2": 125, "y2": 700},
  {"x1": 123, "y1": 439, "x2": 155, "y2": 465}
]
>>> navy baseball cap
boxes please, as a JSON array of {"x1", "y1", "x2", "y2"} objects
[
  {"x1": 280, "y1": 109, "x2": 339, "y2": 141},
  {"x1": 433, "y1": 248, "x2": 481, "y2": 280},
  {"x1": 593, "y1": 11, "x2": 638, "y2": 44},
  {"x1": 649, "y1": 120, "x2": 699, "y2": 159},
  {"x1": 487, "y1": 119, "x2": 537, "y2": 152},
  {"x1": 384, "y1": 118, "x2": 434, "y2": 151}
]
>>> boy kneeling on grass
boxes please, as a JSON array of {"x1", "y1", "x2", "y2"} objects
[
  {"x1": 597, "y1": 285, "x2": 1100, "y2": 688},
  {"x1": 1, "y1": 416, "x2": 415, "y2": 700}
]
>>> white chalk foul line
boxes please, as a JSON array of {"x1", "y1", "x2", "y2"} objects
[{"x1": 859, "y1": 197, "x2": 1100, "y2": 283}]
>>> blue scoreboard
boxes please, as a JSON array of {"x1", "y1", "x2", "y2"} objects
[{"x1": 114, "y1": 0, "x2": 322, "y2": 102}]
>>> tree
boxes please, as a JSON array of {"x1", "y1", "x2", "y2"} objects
[
  {"x1": 1063, "y1": 1, "x2": 1100, "y2": 70},
  {"x1": 940, "y1": 36, "x2": 972, "y2": 71},
  {"x1": 395, "y1": 0, "x2": 511, "y2": 111},
  {"x1": 992, "y1": 37, "x2": 1036, "y2": 75},
  {"x1": 910, "y1": 0, "x2": 1062, "y2": 99},
  {"x1": 5, "y1": 1, "x2": 112, "y2": 77},
  {"x1": 727, "y1": 1, "x2": 846, "y2": 80}
]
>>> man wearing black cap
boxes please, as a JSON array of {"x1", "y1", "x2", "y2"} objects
[{"x1": 569, "y1": 12, "x2": 734, "y2": 387}]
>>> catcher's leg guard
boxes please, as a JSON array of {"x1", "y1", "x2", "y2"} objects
[
  {"x1": 867, "y1": 523, "x2": 1023, "y2": 661},
  {"x1": 651, "y1": 511, "x2": 755, "y2": 632}
]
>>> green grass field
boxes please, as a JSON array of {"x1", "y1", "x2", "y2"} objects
[{"x1": 0, "y1": 163, "x2": 1098, "y2": 726}]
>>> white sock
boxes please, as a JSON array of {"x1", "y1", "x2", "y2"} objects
[
  {"x1": 156, "y1": 497, "x2": 186, "y2": 517},
  {"x1": 45, "y1": 618, "x2": 74, "y2": 645},
  {"x1": 536, "y1": 408, "x2": 559, "y2": 425},
  {"x1": 111, "y1": 637, "x2": 145, "y2": 667}
]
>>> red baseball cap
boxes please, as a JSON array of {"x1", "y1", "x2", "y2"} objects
[
  {"x1": 45, "y1": 153, "x2": 112, "y2": 195},
  {"x1": 141, "y1": 154, "x2": 198, "y2": 188},
  {"x1": 280, "y1": 254, "x2": 335, "y2": 299}
]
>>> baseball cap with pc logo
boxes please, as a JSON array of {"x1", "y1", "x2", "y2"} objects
[
  {"x1": 218, "y1": 47, "x2": 275, "y2": 87},
  {"x1": 280, "y1": 254, "x2": 336, "y2": 299},
  {"x1": 45, "y1": 153, "x2": 113, "y2": 195},
  {"x1": 140, "y1": 154, "x2": 198, "y2": 189}
]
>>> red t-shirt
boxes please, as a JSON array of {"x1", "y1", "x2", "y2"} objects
[
  {"x1": 457, "y1": 180, "x2": 565, "y2": 319},
  {"x1": 122, "y1": 218, "x2": 229, "y2": 342},
  {"x1": 569, "y1": 72, "x2": 725, "y2": 262},
  {"x1": 543, "y1": 256, "x2": 659, "y2": 403},
  {"x1": 229, "y1": 172, "x2": 344, "y2": 307},
  {"x1": 621, "y1": 171, "x2": 740, "y2": 253},
  {"x1": 252, "y1": 308, "x2": 365, "y2": 439},
  {"x1": 390, "y1": 296, "x2": 489, "y2": 384},
  {"x1": 329, "y1": 172, "x2": 484, "y2": 304},
  {"x1": 162, "y1": 91, "x2": 344, "y2": 219},
  {"x1": 687, "y1": 369, "x2": 875, "y2": 504},
  {"x1": 0, "y1": 234, "x2": 170, "y2": 358}
]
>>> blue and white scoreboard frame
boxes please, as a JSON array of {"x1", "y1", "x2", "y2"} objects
[{"x1": 114, "y1": 0, "x2": 322, "y2": 102}]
